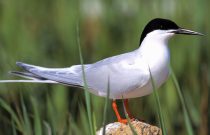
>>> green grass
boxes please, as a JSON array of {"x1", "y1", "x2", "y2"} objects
[
  {"x1": 0, "y1": 98, "x2": 22, "y2": 132},
  {"x1": 122, "y1": 99, "x2": 138, "y2": 135},
  {"x1": 149, "y1": 68, "x2": 167, "y2": 135},
  {"x1": 0, "y1": 0, "x2": 208, "y2": 134},
  {"x1": 77, "y1": 24, "x2": 95, "y2": 135},
  {"x1": 20, "y1": 94, "x2": 32, "y2": 135},
  {"x1": 170, "y1": 67, "x2": 194, "y2": 135},
  {"x1": 12, "y1": 120, "x2": 17, "y2": 135},
  {"x1": 31, "y1": 97, "x2": 42, "y2": 135},
  {"x1": 102, "y1": 77, "x2": 110, "y2": 135}
]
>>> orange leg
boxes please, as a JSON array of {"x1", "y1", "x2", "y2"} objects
[
  {"x1": 112, "y1": 100, "x2": 128, "y2": 124},
  {"x1": 123, "y1": 99, "x2": 134, "y2": 119},
  {"x1": 112, "y1": 99, "x2": 135, "y2": 124}
]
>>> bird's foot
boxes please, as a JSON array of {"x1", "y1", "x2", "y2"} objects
[{"x1": 118, "y1": 118, "x2": 135, "y2": 124}]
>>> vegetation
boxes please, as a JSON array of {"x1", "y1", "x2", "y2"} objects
[{"x1": 0, "y1": 0, "x2": 209, "y2": 135}]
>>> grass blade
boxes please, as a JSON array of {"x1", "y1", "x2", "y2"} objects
[
  {"x1": 170, "y1": 67, "x2": 194, "y2": 135},
  {"x1": 43, "y1": 121, "x2": 52, "y2": 135},
  {"x1": 102, "y1": 77, "x2": 110, "y2": 135},
  {"x1": 12, "y1": 120, "x2": 17, "y2": 135},
  {"x1": 149, "y1": 67, "x2": 167, "y2": 135},
  {"x1": 20, "y1": 94, "x2": 32, "y2": 135},
  {"x1": 68, "y1": 116, "x2": 83, "y2": 135},
  {"x1": 77, "y1": 24, "x2": 95, "y2": 135},
  {"x1": 31, "y1": 97, "x2": 42, "y2": 135},
  {"x1": 0, "y1": 98, "x2": 22, "y2": 132},
  {"x1": 122, "y1": 99, "x2": 138, "y2": 135},
  {"x1": 46, "y1": 94, "x2": 56, "y2": 134}
]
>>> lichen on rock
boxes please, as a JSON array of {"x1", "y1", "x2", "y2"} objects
[{"x1": 97, "y1": 119, "x2": 162, "y2": 135}]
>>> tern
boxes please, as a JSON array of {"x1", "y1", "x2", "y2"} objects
[{"x1": 0, "y1": 18, "x2": 203, "y2": 123}]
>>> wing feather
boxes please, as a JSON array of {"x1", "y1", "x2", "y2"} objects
[{"x1": 16, "y1": 62, "x2": 84, "y2": 86}]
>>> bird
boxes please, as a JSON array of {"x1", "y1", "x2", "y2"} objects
[{"x1": 0, "y1": 18, "x2": 203, "y2": 124}]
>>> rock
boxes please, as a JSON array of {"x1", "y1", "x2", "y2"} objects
[{"x1": 97, "y1": 119, "x2": 162, "y2": 135}]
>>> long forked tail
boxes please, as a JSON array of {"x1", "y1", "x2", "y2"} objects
[
  {"x1": 0, "y1": 79, "x2": 57, "y2": 83},
  {"x1": 0, "y1": 62, "x2": 58, "y2": 84},
  {"x1": 0, "y1": 71, "x2": 57, "y2": 83},
  {"x1": 0, "y1": 62, "x2": 82, "y2": 87}
]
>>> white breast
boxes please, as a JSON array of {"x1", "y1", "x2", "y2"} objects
[{"x1": 121, "y1": 30, "x2": 172, "y2": 98}]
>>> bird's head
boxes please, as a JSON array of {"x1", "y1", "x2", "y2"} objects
[{"x1": 139, "y1": 18, "x2": 203, "y2": 45}]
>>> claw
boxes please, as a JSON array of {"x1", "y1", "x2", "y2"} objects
[
  {"x1": 119, "y1": 119, "x2": 128, "y2": 124},
  {"x1": 112, "y1": 99, "x2": 136, "y2": 124},
  {"x1": 119, "y1": 118, "x2": 135, "y2": 124}
]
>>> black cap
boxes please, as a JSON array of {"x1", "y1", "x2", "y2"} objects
[
  {"x1": 140, "y1": 18, "x2": 179, "y2": 44},
  {"x1": 139, "y1": 18, "x2": 203, "y2": 45}
]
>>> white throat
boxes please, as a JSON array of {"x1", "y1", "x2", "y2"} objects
[{"x1": 138, "y1": 30, "x2": 174, "y2": 87}]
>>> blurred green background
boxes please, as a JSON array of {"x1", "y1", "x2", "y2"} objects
[{"x1": 0, "y1": 0, "x2": 209, "y2": 135}]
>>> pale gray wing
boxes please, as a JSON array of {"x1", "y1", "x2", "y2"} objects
[
  {"x1": 84, "y1": 52, "x2": 150, "y2": 97},
  {"x1": 14, "y1": 62, "x2": 90, "y2": 86}
]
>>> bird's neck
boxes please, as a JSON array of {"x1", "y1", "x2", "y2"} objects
[
  {"x1": 138, "y1": 36, "x2": 170, "y2": 69},
  {"x1": 138, "y1": 37, "x2": 170, "y2": 87}
]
